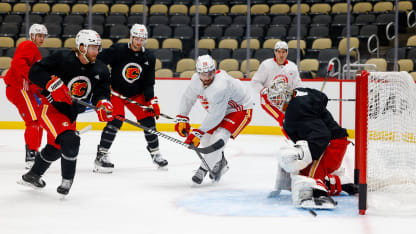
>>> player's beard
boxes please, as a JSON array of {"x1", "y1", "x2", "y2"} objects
[{"x1": 86, "y1": 53, "x2": 96, "y2": 63}]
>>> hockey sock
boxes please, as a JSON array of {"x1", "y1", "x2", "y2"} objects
[
  {"x1": 57, "y1": 131, "x2": 80, "y2": 180},
  {"x1": 140, "y1": 117, "x2": 159, "y2": 150},
  {"x1": 61, "y1": 158, "x2": 76, "y2": 180},
  {"x1": 31, "y1": 144, "x2": 61, "y2": 176},
  {"x1": 99, "y1": 118, "x2": 123, "y2": 150}
]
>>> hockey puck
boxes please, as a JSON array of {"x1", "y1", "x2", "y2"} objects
[{"x1": 309, "y1": 209, "x2": 317, "y2": 217}]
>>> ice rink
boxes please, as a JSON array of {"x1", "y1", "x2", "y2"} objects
[{"x1": 0, "y1": 129, "x2": 414, "y2": 234}]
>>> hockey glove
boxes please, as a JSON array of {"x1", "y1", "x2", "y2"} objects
[
  {"x1": 46, "y1": 76, "x2": 72, "y2": 104},
  {"x1": 185, "y1": 129, "x2": 204, "y2": 147},
  {"x1": 260, "y1": 87, "x2": 285, "y2": 126},
  {"x1": 148, "y1": 97, "x2": 160, "y2": 119},
  {"x1": 96, "y1": 99, "x2": 113, "y2": 122},
  {"x1": 175, "y1": 115, "x2": 190, "y2": 137}
]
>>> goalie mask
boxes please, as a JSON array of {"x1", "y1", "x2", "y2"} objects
[
  {"x1": 29, "y1": 24, "x2": 48, "y2": 40},
  {"x1": 268, "y1": 78, "x2": 292, "y2": 111}
]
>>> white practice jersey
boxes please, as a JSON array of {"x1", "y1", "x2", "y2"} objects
[
  {"x1": 251, "y1": 58, "x2": 303, "y2": 93},
  {"x1": 178, "y1": 70, "x2": 254, "y2": 133}
]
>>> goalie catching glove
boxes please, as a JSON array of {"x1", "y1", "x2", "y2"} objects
[
  {"x1": 147, "y1": 97, "x2": 160, "y2": 119},
  {"x1": 46, "y1": 75, "x2": 72, "y2": 105},
  {"x1": 185, "y1": 129, "x2": 204, "y2": 147},
  {"x1": 175, "y1": 115, "x2": 190, "y2": 137},
  {"x1": 96, "y1": 100, "x2": 113, "y2": 122}
]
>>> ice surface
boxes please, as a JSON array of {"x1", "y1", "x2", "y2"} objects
[{"x1": 0, "y1": 130, "x2": 414, "y2": 234}]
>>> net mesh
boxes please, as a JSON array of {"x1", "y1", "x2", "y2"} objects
[{"x1": 366, "y1": 72, "x2": 416, "y2": 214}]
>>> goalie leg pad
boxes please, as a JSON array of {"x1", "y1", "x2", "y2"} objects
[
  {"x1": 291, "y1": 175, "x2": 334, "y2": 209},
  {"x1": 277, "y1": 140, "x2": 312, "y2": 173},
  {"x1": 270, "y1": 162, "x2": 292, "y2": 197}
]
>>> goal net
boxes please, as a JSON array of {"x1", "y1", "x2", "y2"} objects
[{"x1": 355, "y1": 70, "x2": 416, "y2": 215}]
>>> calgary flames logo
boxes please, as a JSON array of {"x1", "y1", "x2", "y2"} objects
[
  {"x1": 122, "y1": 63, "x2": 142, "y2": 83},
  {"x1": 67, "y1": 76, "x2": 91, "y2": 99},
  {"x1": 71, "y1": 82, "x2": 88, "y2": 96},
  {"x1": 197, "y1": 95, "x2": 209, "y2": 110}
]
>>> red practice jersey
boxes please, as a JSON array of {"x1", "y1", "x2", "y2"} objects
[{"x1": 4, "y1": 40, "x2": 41, "y2": 88}]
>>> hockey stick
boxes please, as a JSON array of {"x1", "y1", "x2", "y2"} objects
[
  {"x1": 183, "y1": 131, "x2": 215, "y2": 177},
  {"x1": 320, "y1": 62, "x2": 334, "y2": 92},
  {"x1": 73, "y1": 99, "x2": 224, "y2": 154},
  {"x1": 111, "y1": 91, "x2": 175, "y2": 120},
  {"x1": 76, "y1": 125, "x2": 92, "y2": 135}
]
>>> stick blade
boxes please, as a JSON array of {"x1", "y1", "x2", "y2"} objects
[{"x1": 195, "y1": 139, "x2": 225, "y2": 154}]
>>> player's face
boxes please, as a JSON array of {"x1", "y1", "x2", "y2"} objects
[
  {"x1": 85, "y1": 45, "x2": 100, "y2": 63},
  {"x1": 275, "y1": 49, "x2": 288, "y2": 65},
  {"x1": 131, "y1": 37, "x2": 146, "y2": 52},
  {"x1": 199, "y1": 70, "x2": 216, "y2": 87},
  {"x1": 33, "y1": 34, "x2": 47, "y2": 47}
]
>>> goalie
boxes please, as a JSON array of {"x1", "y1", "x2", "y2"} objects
[{"x1": 264, "y1": 80, "x2": 357, "y2": 209}]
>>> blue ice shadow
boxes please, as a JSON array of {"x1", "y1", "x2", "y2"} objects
[{"x1": 176, "y1": 189, "x2": 359, "y2": 217}]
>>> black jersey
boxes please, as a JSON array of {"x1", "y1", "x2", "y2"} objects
[
  {"x1": 97, "y1": 43, "x2": 156, "y2": 101},
  {"x1": 29, "y1": 50, "x2": 111, "y2": 122},
  {"x1": 283, "y1": 87, "x2": 348, "y2": 160}
]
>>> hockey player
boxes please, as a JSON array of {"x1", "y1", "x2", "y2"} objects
[
  {"x1": 264, "y1": 79, "x2": 356, "y2": 209},
  {"x1": 250, "y1": 41, "x2": 303, "y2": 129},
  {"x1": 4, "y1": 24, "x2": 47, "y2": 169},
  {"x1": 19, "y1": 29, "x2": 112, "y2": 196},
  {"x1": 94, "y1": 24, "x2": 167, "y2": 173},
  {"x1": 174, "y1": 55, "x2": 254, "y2": 184}
]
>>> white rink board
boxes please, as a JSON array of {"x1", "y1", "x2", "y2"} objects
[{"x1": 0, "y1": 78, "x2": 356, "y2": 130}]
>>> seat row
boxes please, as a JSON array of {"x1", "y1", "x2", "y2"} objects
[
  {"x1": 0, "y1": 1, "x2": 413, "y2": 17},
  {"x1": 1, "y1": 54, "x2": 415, "y2": 80}
]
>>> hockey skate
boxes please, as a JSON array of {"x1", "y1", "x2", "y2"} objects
[
  {"x1": 147, "y1": 146, "x2": 168, "y2": 168},
  {"x1": 192, "y1": 167, "x2": 208, "y2": 184},
  {"x1": 18, "y1": 171, "x2": 46, "y2": 189},
  {"x1": 299, "y1": 192, "x2": 337, "y2": 210},
  {"x1": 25, "y1": 145, "x2": 39, "y2": 170},
  {"x1": 209, "y1": 155, "x2": 229, "y2": 182},
  {"x1": 57, "y1": 178, "x2": 73, "y2": 196},
  {"x1": 94, "y1": 146, "x2": 114, "y2": 173}
]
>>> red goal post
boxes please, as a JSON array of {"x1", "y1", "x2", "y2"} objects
[{"x1": 355, "y1": 70, "x2": 416, "y2": 215}]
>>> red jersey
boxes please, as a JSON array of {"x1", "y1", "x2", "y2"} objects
[{"x1": 4, "y1": 40, "x2": 41, "y2": 89}]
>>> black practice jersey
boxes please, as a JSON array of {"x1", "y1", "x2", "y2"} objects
[
  {"x1": 283, "y1": 88, "x2": 348, "y2": 160},
  {"x1": 29, "y1": 50, "x2": 111, "y2": 122},
  {"x1": 97, "y1": 43, "x2": 156, "y2": 101}
]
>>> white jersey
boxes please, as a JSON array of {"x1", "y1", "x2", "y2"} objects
[
  {"x1": 251, "y1": 58, "x2": 303, "y2": 93},
  {"x1": 179, "y1": 70, "x2": 254, "y2": 133}
]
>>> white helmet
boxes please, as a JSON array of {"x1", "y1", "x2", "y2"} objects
[
  {"x1": 75, "y1": 29, "x2": 102, "y2": 52},
  {"x1": 196, "y1": 54, "x2": 216, "y2": 73},
  {"x1": 130, "y1": 24, "x2": 148, "y2": 39},
  {"x1": 274, "y1": 41, "x2": 288, "y2": 51},
  {"x1": 29, "y1": 24, "x2": 48, "y2": 40},
  {"x1": 268, "y1": 78, "x2": 292, "y2": 111}
]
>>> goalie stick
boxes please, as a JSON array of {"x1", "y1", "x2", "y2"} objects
[
  {"x1": 111, "y1": 91, "x2": 175, "y2": 120},
  {"x1": 73, "y1": 98, "x2": 224, "y2": 154}
]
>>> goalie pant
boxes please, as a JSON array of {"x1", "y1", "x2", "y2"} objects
[{"x1": 283, "y1": 88, "x2": 350, "y2": 193}]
